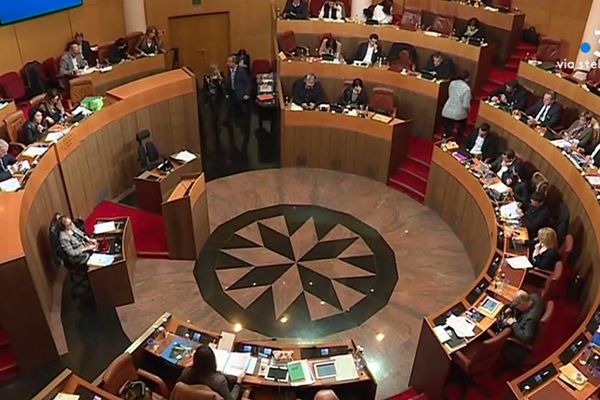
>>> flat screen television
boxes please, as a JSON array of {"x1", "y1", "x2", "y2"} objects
[{"x1": 0, "y1": 0, "x2": 83, "y2": 25}]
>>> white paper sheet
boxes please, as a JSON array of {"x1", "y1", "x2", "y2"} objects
[
  {"x1": 499, "y1": 201, "x2": 521, "y2": 220},
  {"x1": 217, "y1": 331, "x2": 236, "y2": 352},
  {"x1": 93, "y1": 221, "x2": 116, "y2": 234},
  {"x1": 331, "y1": 354, "x2": 358, "y2": 381},
  {"x1": 245, "y1": 356, "x2": 258, "y2": 374},
  {"x1": 45, "y1": 132, "x2": 65, "y2": 142},
  {"x1": 289, "y1": 103, "x2": 303, "y2": 111},
  {"x1": 446, "y1": 315, "x2": 475, "y2": 338},
  {"x1": 433, "y1": 325, "x2": 451, "y2": 343},
  {"x1": 87, "y1": 253, "x2": 115, "y2": 267},
  {"x1": 21, "y1": 146, "x2": 48, "y2": 157},
  {"x1": 211, "y1": 348, "x2": 230, "y2": 372},
  {"x1": 0, "y1": 178, "x2": 20, "y2": 192},
  {"x1": 506, "y1": 255, "x2": 533, "y2": 270},
  {"x1": 53, "y1": 394, "x2": 80, "y2": 400},
  {"x1": 488, "y1": 181, "x2": 510, "y2": 194},
  {"x1": 222, "y1": 352, "x2": 251, "y2": 378},
  {"x1": 173, "y1": 150, "x2": 197, "y2": 163},
  {"x1": 586, "y1": 175, "x2": 600, "y2": 186}
]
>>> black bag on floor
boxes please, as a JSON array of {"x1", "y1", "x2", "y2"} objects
[{"x1": 522, "y1": 27, "x2": 540, "y2": 46}]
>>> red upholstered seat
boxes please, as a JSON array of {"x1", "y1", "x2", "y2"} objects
[
  {"x1": 399, "y1": 7, "x2": 421, "y2": 30},
  {"x1": 0, "y1": 72, "x2": 28, "y2": 104},
  {"x1": 370, "y1": 87, "x2": 396, "y2": 117},
  {"x1": 431, "y1": 14, "x2": 455, "y2": 36},
  {"x1": 251, "y1": 59, "x2": 272, "y2": 77},
  {"x1": 536, "y1": 36, "x2": 562, "y2": 63}
]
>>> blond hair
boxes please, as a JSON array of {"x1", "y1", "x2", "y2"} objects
[
  {"x1": 531, "y1": 171, "x2": 549, "y2": 195},
  {"x1": 538, "y1": 227, "x2": 558, "y2": 250}
]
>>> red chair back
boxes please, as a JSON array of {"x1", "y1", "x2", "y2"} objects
[
  {"x1": 531, "y1": 301, "x2": 554, "y2": 356},
  {"x1": 466, "y1": 328, "x2": 512, "y2": 375},
  {"x1": 587, "y1": 66, "x2": 600, "y2": 87},
  {"x1": 278, "y1": 30, "x2": 298, "y2": 55},
  {"x1": 42, "y1": 57, "x2": 59, "y2": 84},
  {"x1": 494, "y1": 0, "x2": 512, "y2": 8},
  {"x1": 559, "y1": 234, "x2": 573, "y2": 268},
  {"x1": 431, "y1": 14, "x2": 454, "y2": 36},
  {"x1": 536, "y1": 37, "x2": 562, "y2": 63},
  {"x1": 251, "y1": 59, "x2": 272, "y2": 77},
  {"x1": 370, "y1": 87, "x2": 395, "y2": 117},
  {"x1": 390, "y1": 50, "x2": 414, "y2": 72},
  {"x1": 4, "y1": 110, "x2": 26, "y2": 143},
  {"x1": 0, "y1": 72, "x2": 27, "y2": 102},
  {"x1": 97, "y1": 41, "x2": 113, "y2": 63},
  {"x1": 399, "y1": 7, "x2": 421, "y2": 30},
  {"x1": 126, "y1": 31, "x2": 143, "y2": 55},
  {"x1": 541, "y1": 261, "x2": 563, "y2": 302}
]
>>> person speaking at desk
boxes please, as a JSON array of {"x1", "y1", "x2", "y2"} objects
[
  {"x1": 319, "y1": 0, "x2": 345, "y2": 20},
  {"x1": 58, "y1": 216, "x2": 97, "y2": 265},
  {"x1": 338, "y1": 78, "x2": 368, "y2": 108},
  {"x1": 282, "y1": 0, "x2": 309, "y2": 20},
  {"x1": 318, "y1": 37, "x2": 343, "y2": 61},
  {"x1": 364, "y1": 0, "x2": 393, "y2": 25},
  {"x1": 491, "y1": 148, "x2": 520, "y2": 186},
  {"x1": 59, "y1": 41, "x2": 88, "y2": 77},
  {"x1": 19, "y1": 107, "x2": 46, "y2": 146},
  {"x1": 0, "y1": 139, "x2": 17, "y2": 183},
  {"x1": 489, "y1": 80, "x2": 527, "y2": 111},
  {"x1": 352, "y1": 33, "x2": 382, "y2": 65},
  {"x1": 423, "y1": 52, "x2": 455, "y2": 80},
  {"x1": 178, "y1": 345, "x2": 242, "y2": 400},
  {"x1": 73, "y1": 31, "x2": 98, "y2": 66},
  {"x1": 135, "y1": 27, "x2": 161, "y2": 57},
  {"x1": 460, "y1": 18, "x2": 485, "y2": 43},
  {"x1": 292, "y1": 73, "x2": 327, "y2": 110},
  {"x1": 464, "y1": 123, "x2": 498, "y2": 163},
  {"x1": 514, "y1": 90, "x2": 562, "y2": 129}
]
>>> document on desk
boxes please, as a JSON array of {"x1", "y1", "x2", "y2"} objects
[
  {"x1": 21, "y1": 146, "x2": 48, "y2": 158},
  {"x1": 45, "y1": 132, "x2": 66, "y2": 142},
  {"x1": 87, "y1": 253, "x2": 115, "y2": 267},
  {"x1": 332, "y1": 354, "x2": 359, "y2": 381},
  {"x1": 288, "y1": 359, "x2": 314, "y2": 386},
  {"x1": 223, "y1": 352, "x2": 251, "y2": 378},
  {"x1": 217, "y1": 331, "x2": 236, "y2": 351},
  {"x1": 586, "y1": 175, "x2": 600, "y2": 186},
  {"x1": 499, "y1": 201, "x2": 521, "y2": 220},
  {"x1": 211, "y1": 348, "x2": 230, "y2": 372},
  {"x1": 245, "y1": 356, "x2": 258, "y2": 375},
  {"x1": 433, "y1": 325, "x2": 451, "y2": 343},
  {"x1": 289, "y1": 103, "x2": 303, "y2": 111},
  {"x1": 446, "y1": 315, "x2": 475, "y2": 338},
  {"x1": 173, "y1": 150, "x2": 197, "y2": 163},
  {"x1": 0, "y1": 177, "x2": 21, "y2": 192},
  {"x1": 506, "y1": 256, "x2": 533, "y2": 270},
  {"x1": 93, "y1": 221, "x2": 116, "y2": 234},
  {"x1": 53, "y1": 394, "x2": 80, "y2": 400}
]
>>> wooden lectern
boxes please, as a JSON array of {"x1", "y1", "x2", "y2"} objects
[{"x1": 162, "y1": 173, "x2": 210, "y2": 260}]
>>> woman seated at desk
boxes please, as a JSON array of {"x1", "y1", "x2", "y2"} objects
[
  {"x1": 338, "y1": 78, "x2": 368, "y2": 107},
  {"x1": 318, "y1": 37, "x2": 343, "y2": 61},
  {"x1": 108, "y1": 37, "x2": 134, "y2": 64},
  {"x1": 319, "y1": 0, "x2": 345, "y2": 20},
  {"x1": 364, "y1": 0, "x2": 393, "y2": 25},
  {"x1": 19, "y1": 107, "x2": 46, "y2": 145},
  {"x1": 178, "y1": 346, "x2": 242, "y2": 400},
  {"x1": 58, "y1": 216, "x2": 97, "y2": 265},
  {"x1": 529, "y1": 227, "x2": 559, "y2": 272},
  {"x1": 39, "y1": 88, "x2": 67, "y2": 126},
  {"x1": 461, "y1": 18, "x2": 485, "y2": 43},
  {"x1": 135, "y1": 27, "x2": 161, "y2": 57}
]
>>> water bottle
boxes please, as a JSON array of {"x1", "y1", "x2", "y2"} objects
[{"x1": 579, "y1": 343, "x2": 593, "y2": 366}]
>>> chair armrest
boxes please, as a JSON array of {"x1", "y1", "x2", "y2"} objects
[
  {"x1": 137, "y1": 368, "x2": 169, "y2": 398},
  {"x1": 241, "y1": 388, "x2": 252, "y2": 400},
  {"x1": 529, "y1": 268, "x2": 551, "y2": 278},
  {"x1": 507, "y1": 337, "x2": 532, "y2": 351},
  {"x1": 454, "y1": 350, "x2": 471, "y2": 371}
]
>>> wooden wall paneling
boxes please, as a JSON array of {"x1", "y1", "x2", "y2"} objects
[
  {"x1": 0, "y1": 26, "x2": 23, "y2": 72},
  {"x1": 14, "y1": 12, "x2": 73, "y2": 63},
  {"x1": 150, "y1": 102, "x2": 173, "y2": 154},
  {"x1": 68, "y1": 0, "x2": 125, "y2": 44},
  {"x1": 182, "y1": 92, "x2": 202, "y2": 154}
]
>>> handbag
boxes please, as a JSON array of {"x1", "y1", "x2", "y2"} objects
[{"x1": 522, "y1": 26, "x2": 540, "y2": 46}]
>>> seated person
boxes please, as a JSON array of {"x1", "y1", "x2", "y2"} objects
[
  {"x1": 550, "y1": 110, "x2": 594, "y2": 142},
  {"x1": 314, "y1": 390, "x2": 339, "y2": 400},
  {"x1": 520, "y1": 191, "x2": 551, "y2": 239},
  {"x1": 530, "y1": 227, "x2": 559, "y2": 272},
  {"x1": 39, "y1": 88, "x2": 67, "y2": 126},
  {"x1": 489, "y1": 80, "x2": 527, "y2": 111},
  {"x1": 19, "y1": 108, "x2": 46, "y2": 146},
  {"x1": 0, "y1": 139, "x2": 17, "y2": 183},
  {"x1": 319, "y1": 0, "x2": 345, "y2": 20},
  {"x1": 352, "y1": 33, "x2": 382, "y2": 65},
  {"x1": 491, "y1": 148, "x2": 519, "y2": 186},
  {"x1": 150, "y1": 26, "x2": 166, "y2": 54},
  {"x1": 364, "y1": 0, "x2": 393, "y2": 25},
  {"x1": 108, "y1": 37, "x2": 134, "y2": 64},
  {"x1": 73, "y1": 31, "x2": 98, "y2": 66},
  {"x1": 515, "y1": 91, "x2": 562, "y2": 129},
  {"x1": 58, "y1": 216, "x2": 97, "y2": 265},
  {"x1": 461, "y1": 18, "x2": 485, "y2": 42},
  {"x1": 464, "y1": 123, "x2": 498, "y2": 162},
  {"x1": 135, "y1": 27, "x2": 161, "y2": 56},
  {"x1": 59, "y1": 41, "x2": 88, "y2": 77},
  {"x1": 282, "y1": 0, "x2": 309, "y2": 20},
  {"x1": 512, "y1": 163, "x2": 532, "y2": 208},
  {"x1": 292, "y1": 73, "x2": 327, "y2": 109},
  {"x1": 423, "y1": 52, "x2": 455, "y2": 80},
  {"x1": 338, "y1": 78, "x2": 368, "y2": 107},
  {"x1": 318, "y1": 37, "x2": 343, "y2": 60},
  {"x1": 178, "y1": 345, "x2": 242, "y2": 400},
  {"x1": 499, "y1": 290, "x2": 544, "y2": 366}
]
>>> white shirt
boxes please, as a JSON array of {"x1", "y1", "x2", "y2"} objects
[
  {"x1": 591, "y1": 142, "x2": 600, "y2": 162},
  {"x1": 319, "y1": 3, "x2": 343, "y2": 20},
  {"x1": 361, "y1": 44, "x2": 376, "y2": 64},
  {"x1": 470, "y1": 135, "x2": 486, "y2": 155},
  {"x1": 534, "y1": 104, "x2": 550, "y2": 122},
  {"x1": 372, "y1": 5, "x2": 392, "y2": 24},
  {"x1": 72, "y1": 57, "x2": 80, "y2": 71}
]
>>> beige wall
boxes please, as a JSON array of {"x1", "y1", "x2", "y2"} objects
[
  {"x1": 0, "y1": 0, "x2": 126, "y2": 75},
  {"x1": 144, "y1": 0, "x2": 275, "y2": 61}
]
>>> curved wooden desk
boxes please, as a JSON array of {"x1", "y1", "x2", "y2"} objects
[
  {"x1": 409, "y1": 145, "x2": 527, "y2": 399},
  {"x1": 476, "y1": 102, "x2": 600, "y2": 398},
  {"x1": 281, "y1": 108, "x2": 411, "y2": 182},
  {"x1": 279, "y1": 60, "x2": 447, "y2": 138},
  {"x1": 518, "y1": 61, "x2": 600, "y2": 116},
  {"x1": 277, "y1": 19, "x2": 495, "y2": 92},
  {"x1": 0, "y1": 69, "x2": 201, "y2": 372}
]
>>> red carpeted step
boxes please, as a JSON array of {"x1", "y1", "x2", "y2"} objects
[
  {"x1": 398, "y1": 158, "x2": 429, "y2": 181},
  {"x1": 488, "y1": 68, "x2": 517, "y2": 86},
  {"x1": 389, "y1": 171, "x2": 427, "y2": 197},
  {"x1": 407, "y1": 136, "x2": 434, "y2": 164}
]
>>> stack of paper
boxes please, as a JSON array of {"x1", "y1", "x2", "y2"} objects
[
  {"x1": 488, "y1": 181, "x2": 510, "y2": 194},
  {"x1": 499, "y1": 201, "x2": 521, "y2": 220},
  {"x1": 331, "y1": 354, "x2": 358, "y2": 381},
  {"x1": 222, "y1": 352, "x2": 251, "y2": 377},
  {"x1": 93, "y1": 221, "x2": 116, "y2": 234},
  {"x1": 0, "y1": 178, "x2": 20, "y2": 192},
  {"x1": 173, "y1": 150, "x2": 197, "y2": 163},
  {"x1": 289, "y1": 103, "x2": 303, "y2": 111},
  {"x1": 22, "y1": 146, "x2": 48, "y2": 158},
  {"x1": 87, "y1": 253, "x2": 115, "y2": 267},
  {"x1": 446, "y1": 315, "x2": 475, "y2": 338},
  {"x1": 433, "y1": 325, "x2": 451, "y2": 343},
  {"x1": 287, "y1": 359, "x2": 314, "y2": 386},
  {"x1": 54, "y1": 394, "x2": 80, "y2": 400},
  {"x1": 45, "y1": 132, "x2": 65, "y2": 142},
  {"x1": 506, "y1": 256, "x2": 533, "y2": 270},
  {"x1": 586, "y1": 175, "x2": 600, "y2": 187},
  {"x1": 558, "y1": 363, "x2": 587, "y2": 391},
  {"x1": 211, "y1": 348, "x2": 230, "y2": 371}
]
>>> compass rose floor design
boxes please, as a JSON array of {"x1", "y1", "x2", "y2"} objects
[{"x1": 116, "y1": 168, "x2": 475, "y2": 399}]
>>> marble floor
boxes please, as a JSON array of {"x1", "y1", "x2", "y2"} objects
[{"x1": 117, "y1": 168, "x2": 475, "y2": 399}]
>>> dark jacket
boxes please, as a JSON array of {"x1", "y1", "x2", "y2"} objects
[
  {"x1": 338, "y1": 86, "x2": 368, "y2": 107},
  {"x1": 283, "y1": 0, "x2": 309, "y2": 19},
  {"x1": 521, "y1": 204, "x2": 551, "y2": 239},
  {"x1": 108, "y1": 44, "x2": 129, "y2": 64},
  {"x1": 513, "y1": 180, "x2": 532, "y2": 207},
  {"x1": 292, "y1": 80, "x2": 327, "y2": 105},
  {"x1": 136, "y1": 36, "x2": 160, "y2": 55},
  {"x1": 226, "y1": 66, "x2": 251, "y2": 102},
  {"x1": 79, "y1": 39, "x2": 97, "y2": 66},
  {"x1": 510, "y1": 293, "x2": 544, "y2": 344},
  {"x1": 19, "y1": 121, "x2": 44, "y2": 146},
  {"x1": 0, "y1": 154, "x2": 16, "y2": 182},
  {"x1": 178, "y1": 369, "x2": 235, "y2": 400},
  {"x1": 530, "y1": 248, "x2": 559, "y2": 271},
  {"x1": 490, "y1": 84, "x2": 528, "y2": 111},
  {"x1": 461, "y1": 27, "x2": 485, "y2": 42},
  {"x1": 491, "y1": 159, "x2": 520, "y2": 186},
  {"x1": 525, "y1": 100, "x2": 562, "y2": 128},
  {"x1": 353, "y1": 42, "x2": 382, "y2": 64},
  {"x1": 423, "y1": 56, "x2": 455, "y2": 80},
  {"x1": 464, "y1": 130, "x2": 498, "y2": 161}
]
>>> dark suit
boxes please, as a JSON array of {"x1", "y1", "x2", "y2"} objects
[
  {"x1": 491, "y1": 159, "x2": 519, "y2": 186},
  {"x1": 464, "y1": 130, "x2": 498, "y2": 161},
  {"x1": 19, "y1": 121, "x2": 44, "y2": 146},
  {"x1": 504, "y1": 293, "x2": 544, "y2": 365},
  {"x1": 79, "y1": 39, "x2": 97, "y2": 66},
  {"x1": 513, "y1": 180, "x2": 532, "y2": 208},
  {"x1": 338, "y1": 86, "x2": 368, "y2": 107},
  {"x1": 521, "y1": 204, "x2": 551, "y2": 239},
  {"x1": 525, "y1": 100, "x2": 562, "y2": 128},
  {"x1": 490, "y1": 84, "x2": 528, "y2": 111},
  {"x1": 423, "y1": 56, "x2": 455, "y2": 80},
  {"x1": 226, "y1": 66, "x2": 252, "y2": 144},
  {"x1": 292, "y1": 80, "x2": 327, "y2": 105},
  {"x1": 531, "y1": 248, "x2": 559, "y2": 271},
  {"x1": 352, "y1": 42, "x2": 382, "y2": 64},
  {"x1": 0, "y1": 154, "x2": 16, "y2": 182},
  {"x1": 282, "y1": 0, "x2": 309, "y2": 19}
]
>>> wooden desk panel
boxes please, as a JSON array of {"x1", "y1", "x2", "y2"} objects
[
  {"x1": 0, "y1": 101, "x2": 17, "y2": 138},
  {"x1": 278, "y1": 19, "x2": 495, "y2": 92},
  {"x1": 32, "y1": 370, "x2": 121, "y2": 400},
  {"x1": 518, "y1": 61, "x2": 600, "y2": 116},
  {"x1": 279, "y1": 60, "x2": 446, "y2": 138},
  {"x1": 281, "y1": 109, "x2": 411, "y2": 182}
]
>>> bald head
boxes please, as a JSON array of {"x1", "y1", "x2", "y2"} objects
[
  {"x1": 314, "y1": 390, "x2": 339, "y2": 400},
  {"x1": 0, "y1": 139, "x2": 8, "y2": 156}
]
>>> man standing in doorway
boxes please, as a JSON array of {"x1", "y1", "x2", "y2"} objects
[{"x1": 226, "y1": 55, "x2": 252, "y2": 154}]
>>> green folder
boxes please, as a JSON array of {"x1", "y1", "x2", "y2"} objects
[{"x1": 288, "y1": 361, "x2": 305, "y2": 382}]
